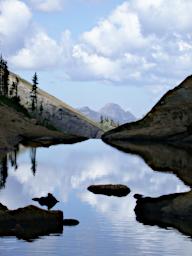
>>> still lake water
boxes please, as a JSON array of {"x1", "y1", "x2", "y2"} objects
[{"x1": 0, "y1": 139, "x2": 192, "y2": 256}]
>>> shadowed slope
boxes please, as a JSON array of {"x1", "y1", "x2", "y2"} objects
[{"x1": 103, "y1": 76, "x2": 192, "y2": 142}]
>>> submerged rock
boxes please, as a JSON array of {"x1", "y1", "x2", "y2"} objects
[
  {"x1": 103, "y1": 76, "x2": 192, "y2": 143},
  {"x1": 88, "y1": 184, "x2": 130, "y2": 197},
  {"x1": 135, "y1": 191, "x2": 192, "y2": 237},
  {"x1": 0, "y1": 204, "x2": 63, "y2": 241}
]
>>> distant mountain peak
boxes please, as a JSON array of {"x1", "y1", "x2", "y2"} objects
[
  {"x1": 100, "y1": 103, "x2": 124, "y2": 112},
  {"x1": 102, "y1": 103, "x2": 122, "y2": 108},
  {"x1": 78, "y1": 103, "x2": 136, "y2": 125},
  {"x1": 79, "y1": 106, "x2": 92, "y2": 111}
]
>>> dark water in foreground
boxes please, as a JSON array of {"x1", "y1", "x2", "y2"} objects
[{"x1": 0, "y1": 140, "x2": 192, "y2": 256}]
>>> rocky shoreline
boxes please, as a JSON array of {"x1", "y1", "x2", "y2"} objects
[{"x1": 0, "y1": 102, "x2": 87, "y2": 154}]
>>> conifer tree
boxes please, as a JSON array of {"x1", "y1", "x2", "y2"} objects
[
  {"x1": 30, "y1": 72, "x2": 38, "y2": 111},
  {"x1": 9, "y1": 77, "x2": 19, "y2": 101},
  {"x1": 0, "y1": 55, "x2": 9, "y2": 97}
]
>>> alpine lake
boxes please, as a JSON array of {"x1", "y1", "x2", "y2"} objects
[{"x1": 0, "y1": 139, "x2": 192, "y2": 256}]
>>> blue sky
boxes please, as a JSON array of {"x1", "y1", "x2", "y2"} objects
[{"x1": 1, "y1": 0, "x2": 192, "y2": 117}]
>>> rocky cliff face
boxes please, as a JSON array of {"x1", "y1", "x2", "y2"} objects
[
  {"x1": 9, "y1": 73, "x2": 102, "y2": 138},
  {"x1": 103, "y1": 76, "x2": 192, "y2": 142}
]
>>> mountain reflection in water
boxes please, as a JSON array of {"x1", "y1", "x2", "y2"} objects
[{"x1": 0, "y1": 140, "x2": 191, "y2": 255}]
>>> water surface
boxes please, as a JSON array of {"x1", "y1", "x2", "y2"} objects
[{"x1": 0, "y1": 140, "x2": 191, "y2": 256}]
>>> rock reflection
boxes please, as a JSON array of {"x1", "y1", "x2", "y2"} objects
[
  {"x1": 104, "y1": 140, "x2": 192, "y2": 186},
  {"x1": 135, "y1": 190, "x2": 192, "y2": 237},
  {"x1": 0, "y1": 203, "x2": 63, "y2": 242}
]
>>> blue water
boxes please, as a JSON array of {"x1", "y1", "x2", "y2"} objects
[{"x1": 0, "y1": 140, "x2": 191, "y2": 256}]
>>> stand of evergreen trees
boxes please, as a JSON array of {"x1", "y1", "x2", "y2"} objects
[{"x1": 0, "y1": 55, "x2": 44, "y2": 116}]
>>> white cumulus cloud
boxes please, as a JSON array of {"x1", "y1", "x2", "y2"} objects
[
  {"x1": 0, "y1": 0, "x2": 32, "y2": 53},
  {"x1": 11, "y1": 31, "x2": 62, "y2": 69},
  {"x1": 30, "y1": 0, "x2": 64, "y2": 12},
  {"x1": 6, "y1": 0, "x2": 192, "y2": 89},
  {"x1": 82, "y1": 2, "x2": 150, "y2": 57}
]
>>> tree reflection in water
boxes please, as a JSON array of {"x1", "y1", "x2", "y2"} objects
[
  {"x1": 0, "y1": 155, "x2": 7, "y2": 189},
  {"x1": 30, "y1": 148, "x2": 37, "y2": 176}
]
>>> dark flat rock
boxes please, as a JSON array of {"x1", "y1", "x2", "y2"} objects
[{"x1": 88, "y1": 184, "x2": 130, "y2": 197}]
